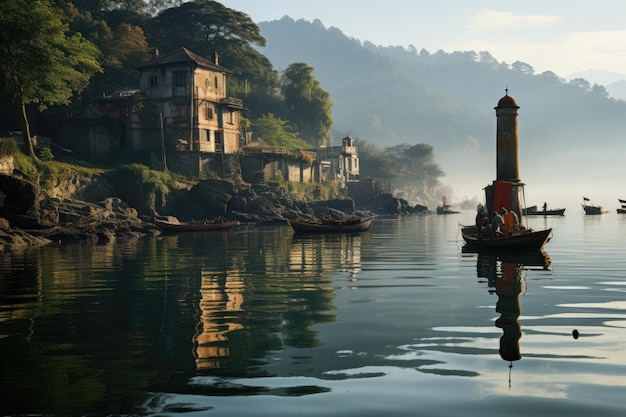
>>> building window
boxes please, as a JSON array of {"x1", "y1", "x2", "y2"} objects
[
  {"x1": 173, "y1": 71, "x2": 187, "y2": 87},
  {"x1": 214, "y1": 76, "x2": 218, "y2": 89},
  {"x1": 205, "y1": 106, "x2": 213, "y2": 120},
  {"x1": 149, "y1": 74, "x2": 158, "y2": 87},
  {"x1": 204, "y1": 129, "x2": 211, "y2": 141}
]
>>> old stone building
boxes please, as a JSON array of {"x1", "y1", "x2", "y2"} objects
[
  {"x1": 136, "y1": 47, "x2": 243, "y2": 177},
  {"x1": 57, "y1": 47, "x2": 243, "y2": 178}
]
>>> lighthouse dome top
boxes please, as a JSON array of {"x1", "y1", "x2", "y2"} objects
[{"x1": 497, "y1": 89, "x2": 519, "y2": 108}]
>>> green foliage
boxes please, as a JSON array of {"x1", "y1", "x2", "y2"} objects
[
  {"x1": 281, "y1": 62, "x2": 333, "y2": 147},
  {"x1": 108, "y1": 163, "x2": 176, "y2": 214},
  {"x1": 354, "y1": 139, "x2": 401, "y2": 179},
  {"x1": 12, "y1": 153, "x2": 98, "y2": 191},
  {"x1": 38, "y1": 147, "x2": 54, "y2": 162},
  {"x1": 0, "y1": 138, "x2": 19, "y2": 157},
  {"x1": 0, "y1": 0, "x2": 102, "y2": 108},
  {"x1": 251, "y1": 114, "x2": 312, "y2": 149},
  {"x1": 0, "y1": 0, "x2": 102, "y2": 155}
]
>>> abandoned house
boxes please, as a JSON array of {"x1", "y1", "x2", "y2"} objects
[{"x1": 54, "y1": 47, "x2": 360, "y2": 185}]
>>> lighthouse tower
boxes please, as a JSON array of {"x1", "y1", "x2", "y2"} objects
[
  {"x1": 485, "y1": 90, "x2": 525, "y2": 218},
  {"x1": 495, "y1": 89, "x2": 520, "y2": 182}
]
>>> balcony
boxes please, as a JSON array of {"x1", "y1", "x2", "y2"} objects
[{"x1": 221, "y1": 97, "x2": 243, "y2": 109}]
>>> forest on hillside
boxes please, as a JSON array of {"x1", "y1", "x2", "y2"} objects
[
  {"x1": 258, "y1": 17, "x2": 626, "y2": 152},
  {"x1": 256, "y1": 17, "x2": 626, "y2": 203}
]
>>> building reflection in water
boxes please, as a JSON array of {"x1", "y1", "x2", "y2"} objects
[
  {"x1": 290, "y1": 233, "x2": 362, "y2": 282},
  {"x1": 192, "y1": 233, "x2": 361, "y2": 370},
  {"x1": 470, "y1": 248, "x2": 552, "y2": 383},
  {"x1": 193, "y1": 270, "x2": 245, "y2": 370}
]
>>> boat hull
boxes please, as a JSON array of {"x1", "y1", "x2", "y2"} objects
[
  {"x1": 289, "y1": 217, "x2": 373, "y2": 233},
  {"x1": 524, "y1": 206, "x2": 565, "y2": 216},
  {"x1": 460, "y1": 225, "x2": 552, "y2": 250},
  {"x1": 155, "y1": 218, "x2": 236, "y2": 232},
  {"x1": 583, "y1": 205, "x2": 606, "y2": 215}
]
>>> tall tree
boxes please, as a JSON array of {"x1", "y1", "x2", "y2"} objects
[
  {"x1": 281, "y1": 62, "x2": 333, "y2": 147},
  {"x1": 0, "y1": 0, "x2": 101, "y2": 156}
]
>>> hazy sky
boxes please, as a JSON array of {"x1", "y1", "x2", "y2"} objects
[{"x1": 220, "y1": 0, "x2": 626, "y2": 81}]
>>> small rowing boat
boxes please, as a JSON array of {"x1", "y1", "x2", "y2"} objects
[
  {"x1": 288, "y1": 216, "x2": 373, "y2": 234},
  {"x1": 154, "y1": 216, "x2": 236, "y2": 232},
  {"x1": 460, "y1": 224, "x2": 552, "y2": 250}
]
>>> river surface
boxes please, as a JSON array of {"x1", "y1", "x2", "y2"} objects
[{"x1": 2, "y1": 210, "x2": 626, "y2": 416}]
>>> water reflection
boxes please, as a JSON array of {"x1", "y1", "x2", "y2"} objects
[
  {"x1": 189, "y1": 230, "x2": 363, "y2": 372},
  {"x1": 467, "y1": 248, "x2": 552, "y2": 368},
  {"x1": 290, "y1": 233, "x2": 363, "y2": 281}
]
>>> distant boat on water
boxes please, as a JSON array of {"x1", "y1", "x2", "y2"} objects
[
  {"x1": 617, "y1": 199, "x2": 626, "y2": 214},
  {"x1": 436, "y1": 194, "x2": 459, "y2": 215},
  {"x1": 582, "y1": 197, "x2": 607, "y2": 215},
  {"x1": 523, "y1": 203, "x2": 565, "y2": 216}
]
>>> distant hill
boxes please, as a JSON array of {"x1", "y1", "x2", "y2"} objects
[
  {"x1": 255, "y1": 17, "x2": 626, "y2": 203},
  {"x1": 567, "y1": 69, "x2": 626, "y2": 100}
]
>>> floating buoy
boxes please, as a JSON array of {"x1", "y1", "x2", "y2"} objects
[{"x1": 572, "y1": 329, "x2": 579, "y2": 339}]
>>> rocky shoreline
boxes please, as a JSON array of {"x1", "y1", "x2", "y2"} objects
[{"x1": 0, "y1": 173, "x2": 428, "y2": 251}]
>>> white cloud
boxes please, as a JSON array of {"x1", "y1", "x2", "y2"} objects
[{"x1": 467, "y1": 9, "x2": 561, "y2": 31}]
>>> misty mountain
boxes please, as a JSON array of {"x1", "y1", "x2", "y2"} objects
[
  {"x1": 255, "y1": 17, "x2": 626, "y2": 203},
  {"x1": 567, "y1": 69, "x2": 626, "y2": 100}
]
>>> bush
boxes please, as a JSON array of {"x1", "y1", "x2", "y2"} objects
[
  {"x1": 38, "y1": 147, "x2": 54, "y2": 161},
  {"x1": 0, "y1": 138, "x2": 19, "y2": 157}
]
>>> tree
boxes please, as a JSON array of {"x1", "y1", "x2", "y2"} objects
[
  {"x1": 0, "y1": 0, "x2": 101, "y2": 156},
  {"x1": 281, "y1": 62, "x2": 333, "y2": 147},
  {"x1": 251, "y1": 114, "x2": 311, "y2": 149},
  {"x1": 353, "y1": 139, "x2": 400, "y2": 179}
]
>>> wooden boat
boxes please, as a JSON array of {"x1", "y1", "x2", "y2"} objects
[
  {"x1": 289, "y1": 216, "x2": 373, "y2": 234},
  {"x1": 617, "y1": 199, "x2": 626, "y2": 214},
  {"x1": 154, "y1": 216, "x2": 236, "y2": 232},
  {"x1": 460, "y1": 224, "x2": 552, "y2": 250},
  {"x1": 523, "y1": 204, "x2": 565, "y2": 216},
  {"x1": 582, "y1": 197, "x2": 607, "y2": 215},
  {"x1": 436, "y1": 194, "x2": 459, "y2": 214}
]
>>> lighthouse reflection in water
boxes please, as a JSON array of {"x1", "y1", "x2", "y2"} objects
[{"x1": 473, "y1": 250, "x2": 552, "y2": 373}]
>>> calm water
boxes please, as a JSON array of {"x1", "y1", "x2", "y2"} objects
[{"x1": 2, "y1": 211, "x2": 626, "y2": 416}]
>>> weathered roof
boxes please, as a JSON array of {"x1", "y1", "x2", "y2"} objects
[{"x1": 137, "y1": 47, "x2": 228, "y2": 72}]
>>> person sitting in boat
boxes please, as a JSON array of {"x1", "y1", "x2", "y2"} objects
[
  {"x1": 500, "y1": 207, "x2": 519, "y2": 234},
  {"x1": 475, "y1": 204, "x2": 489, "y2": 238},
  {"x1": 491, "y1": 210, "x2": 504, "y2": 238}
]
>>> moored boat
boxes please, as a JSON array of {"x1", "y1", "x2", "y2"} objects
[
  {"x1": 289, "y1": 216, "x2": 373, "y2": 234},
  {"x1": 582, "y1": 197, "x2": 607, "y2": 215},
  {"x1": 436, "y1": 193, "x2": 459, "y2": 214},
  {"x1": 523, "y1": 203, "x2": 565, "y2": 216},
  {"x1": 460, "y1": 224, "x2": 552, "y2": 250},
  {"x1": 154, "y1": 216, "x2": 236, "y2": 232},
  {"x1": 617, "y1": 199, "x2": 626, "y2": 214}
]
